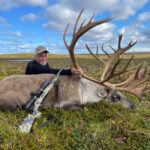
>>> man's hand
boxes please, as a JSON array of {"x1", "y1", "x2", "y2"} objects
[{"x1": 71, "y1": 67, "x2": 83, "y2": 76}]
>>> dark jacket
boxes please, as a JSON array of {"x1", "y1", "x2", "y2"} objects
[{"x1": 25, "y1": 60, "x2": 72, "y2": 75}]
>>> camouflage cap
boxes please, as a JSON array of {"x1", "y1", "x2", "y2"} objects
[{"x1": 34, "y1": 45, "x2": 49, "y2": 55}]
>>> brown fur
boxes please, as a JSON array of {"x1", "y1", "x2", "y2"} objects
[{"x1": 0, "y1": 74, "x2": 81, "y2": 110}]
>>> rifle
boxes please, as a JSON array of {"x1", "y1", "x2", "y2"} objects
[
  {"x1": 18, "y1": 58, "x2": 70, "y2": 133},
  {"x1": 24, "y1": 80, "x2": 50, "y2": 110}
]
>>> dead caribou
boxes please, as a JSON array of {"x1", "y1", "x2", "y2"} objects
[{"x1": 0, "y1": 9, "x2": 149, "y2": 111}]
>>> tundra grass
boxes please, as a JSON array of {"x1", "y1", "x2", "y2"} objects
[
  {"x1": 0, "y1": 56, "x2": 149, "y2": 150},
  {"x1": 0, "y1": 52, "x2": 150, "y2": 59}
]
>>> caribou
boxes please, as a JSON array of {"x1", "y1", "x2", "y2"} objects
[{"x1": 0, "y1": 9, "x2": 149, "y2": 111}]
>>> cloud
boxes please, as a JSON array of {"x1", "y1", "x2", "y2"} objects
[
  {"x1": 0, "y1": 16, "x2": 11, "y2": 28},
  {"x1": 43, "y1": 4, "x2": 115, "y2": 33},
  {"x1": 17, "y1": 43, "x2": 32, "y2": 49},
  {"x1": 20, "y1": 13, "x2": 39, "y2": 22},
  {"x1": 16, "y1": 43, "x2": 34, "y2": 53},
  {"x1": 43, "y1": 5, "x2": 78, "y2": 31},
  {"x1": 111, "y1": 0, "x2": 148, "y2": 20},
  {"x1": 0, "y1": 0, "x2": 48, "y2": 10},
  {"x1": 142, "y1": 29, "x2": 150, "y2": 39},
  {"x1": 81, "y1": 23, "x2": 115, "y2": 45},
  {"x1": 118, "y1": 11, "x2": 150, "y2": 52},
  {"x1": 24, "y1": 0, "x2": 48, "y2": 6},
  {"x1": 15, "y1": 31, "x2": 23, "y2": 37},
  {"x1": 0, "y1": 0, "x2": 149, "y2": 54},
  {"x1": 0, "y1": 38, "x2": 34, "y2": 54},
  {"x1": 43, "y1": 3, "x2": 116, "y2": 52},
  {"x1": 0, "y1": 16, "x2": 7, "y2": 25},
  {"x1": 43, "y1": 20, "x2": 64, "y2": 31},
  {"x1": 61, "y1": 0, "x2": 118, "y2": 11},
  {"x1": 43, "y1": 0, "x2": 149, "y2": 43},
  {"x1": 51, "y1": 0, "x2": 148, "y2": 20},
  {"x1": 0, "y1": 40, "x2": 14, "y2": 46},
  {"x1": 119, "y1": 12, "x2": 150, "y2": 38},
  {"x1": 2, "y1": 31, "x2": 24, "y2": 38},
  {"x1": 137, "y1": 12, "x2": 150, "y2": 22}
]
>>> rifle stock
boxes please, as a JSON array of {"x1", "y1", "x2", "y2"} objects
[{"x1": 19, "y1": 111, "x2": 41, "y2": 133}]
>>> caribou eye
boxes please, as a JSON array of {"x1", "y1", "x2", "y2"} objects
[
  {"x1": 96, "y1": 89, "x2": 108, "y2": 98},
  {"x1": 111, "y1": 94, "x2": 121, "y2": 102}
]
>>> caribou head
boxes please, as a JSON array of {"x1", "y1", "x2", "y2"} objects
[{"x1": 63, "y1": 9, "x2": 149, "y2": 109}]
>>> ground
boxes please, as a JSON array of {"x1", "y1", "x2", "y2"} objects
[{"x1": 0, "y1": 53, "x2": 149, "y2": 150}]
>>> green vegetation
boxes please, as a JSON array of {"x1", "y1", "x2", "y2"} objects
[
  {"x1": 0, "y1": 54, "x2": 149, "y2": 150},
  {"x1": 0, "y1": 52, "x2": 150, "y2": 59}
]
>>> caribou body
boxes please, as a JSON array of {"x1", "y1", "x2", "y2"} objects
[
  {"x1": 0, "y1": 9, "x2": 149, "y2": 111},
  {"x1": 0, "y1": 74, "x2": 136, "y2": 111}
]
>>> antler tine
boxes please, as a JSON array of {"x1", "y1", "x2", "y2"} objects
[
  {"x1": 73, "y1": 8, "x2": 84, "y2": 35},
  {"x1": 137, "y1": 65, "x2": 149, "y2": 82},
  {"x1": 118, "y1": 34, "x2": 137, "y2": 50},
  {"x1": 135, "y1": 64, "x2": 142, "y2": 79},
  {"x1": 115, "y1": 54, "x2": 134, "y2": 76},
  {"x1": 129, "y1": 40, "x2": 137, "y2": 47},
  {"x1": 79, "y1": 19, "x2": 86, "y2": 29},
  {"x1": 63, "y1": 23, "x2": 70, "y2": 49},
  {"x1": 118, "y1": 34, "x2": 122, "y2": 49},
  {"x1": 102, "y1": 44, "x2": 110, "y2": 58},
  {"x1": 88, "y1": 14, "x2": 95, "y2": 24},
  {"x1": 122, "y1": 38, "x2": 137, "y2": 52},
  {"x1": 132, "y1": 85, "x2": 147, "y2": 101},
  {"x1": 100, "y1": 57, "x2": 121, "y2": 83},
  {"x1": 142, "y1": 65, "x2": 148, "y2": 78},
  {"x1": 85, "y1": 43, "x2": 105, "y2": 64},
  {"x1": 113, "y1": 35, "x2": 137, "y2": 56},
  {"x1": 109, "y1": 45, "x2": 116, "y2": 53},
  {"x1": 96, "y1": 46, "x2": 99, "y2": 56}
]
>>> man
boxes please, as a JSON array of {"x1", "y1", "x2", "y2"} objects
[{"x1": 25, "y1": 45, "x2": 83, "y2": 76}]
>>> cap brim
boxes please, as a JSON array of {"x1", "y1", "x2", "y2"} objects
[{"x1": 37, "y1": 50, "x2": 49, "y2": 54}]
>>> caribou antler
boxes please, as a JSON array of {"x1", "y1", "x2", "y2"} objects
[
  {"x1": 63, "y1": 9, "x2": 149, "y2": 101},
  {"x1": 63, "y1": 9, "x2": 113, "y2": 69},
  {"x1": 113, "y1": 65, "x2": 150, "y2": 100},
  {"x1": 63, "y1": 9, "x2": 114, "y2": 83},
  {"x1": 86, "y1": 35, "x2": 149, "y2": 100},
  {"x1": 86, "y1": 34, "x2": 137, "y2": 83}
]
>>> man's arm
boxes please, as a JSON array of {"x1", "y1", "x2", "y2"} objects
[
  {"x1": 25, "y1": 61, "x2": 83, "y2": 76},
  {"x1": 49, "y1": 67, "x2": 72, "y2": 75},
  {"x1": 49, "y1": 66, "x2": 83, "y2": 76}
]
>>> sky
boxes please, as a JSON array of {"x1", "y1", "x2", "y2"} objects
[{"x1": 0, "y1": 0, "x2": 150, "y2": 54}]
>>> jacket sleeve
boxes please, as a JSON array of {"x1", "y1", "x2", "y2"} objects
[{"x1": 49, "y1": 67, "x2": 72, "y2": 75}]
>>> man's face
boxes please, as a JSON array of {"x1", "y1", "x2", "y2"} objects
[{"x1": 35, "y1": 52, "x2": 48, "y2": 65}]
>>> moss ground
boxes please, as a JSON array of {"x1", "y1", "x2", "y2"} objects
[{"x1": 0, "y1": 54, "x2": 149, "y2": 150}]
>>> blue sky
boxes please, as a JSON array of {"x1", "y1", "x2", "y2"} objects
[{"x1": 0, "y1": 0, "x2": 149, "y2": 54}]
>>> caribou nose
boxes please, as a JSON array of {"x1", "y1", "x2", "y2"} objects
[{"x1": 130, "y1": 104, "x2": 137, "y2": 110}]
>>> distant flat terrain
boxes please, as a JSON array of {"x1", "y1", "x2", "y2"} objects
[{"x1": 0, "y1": 52, "x2": 150, "y2": 59}]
